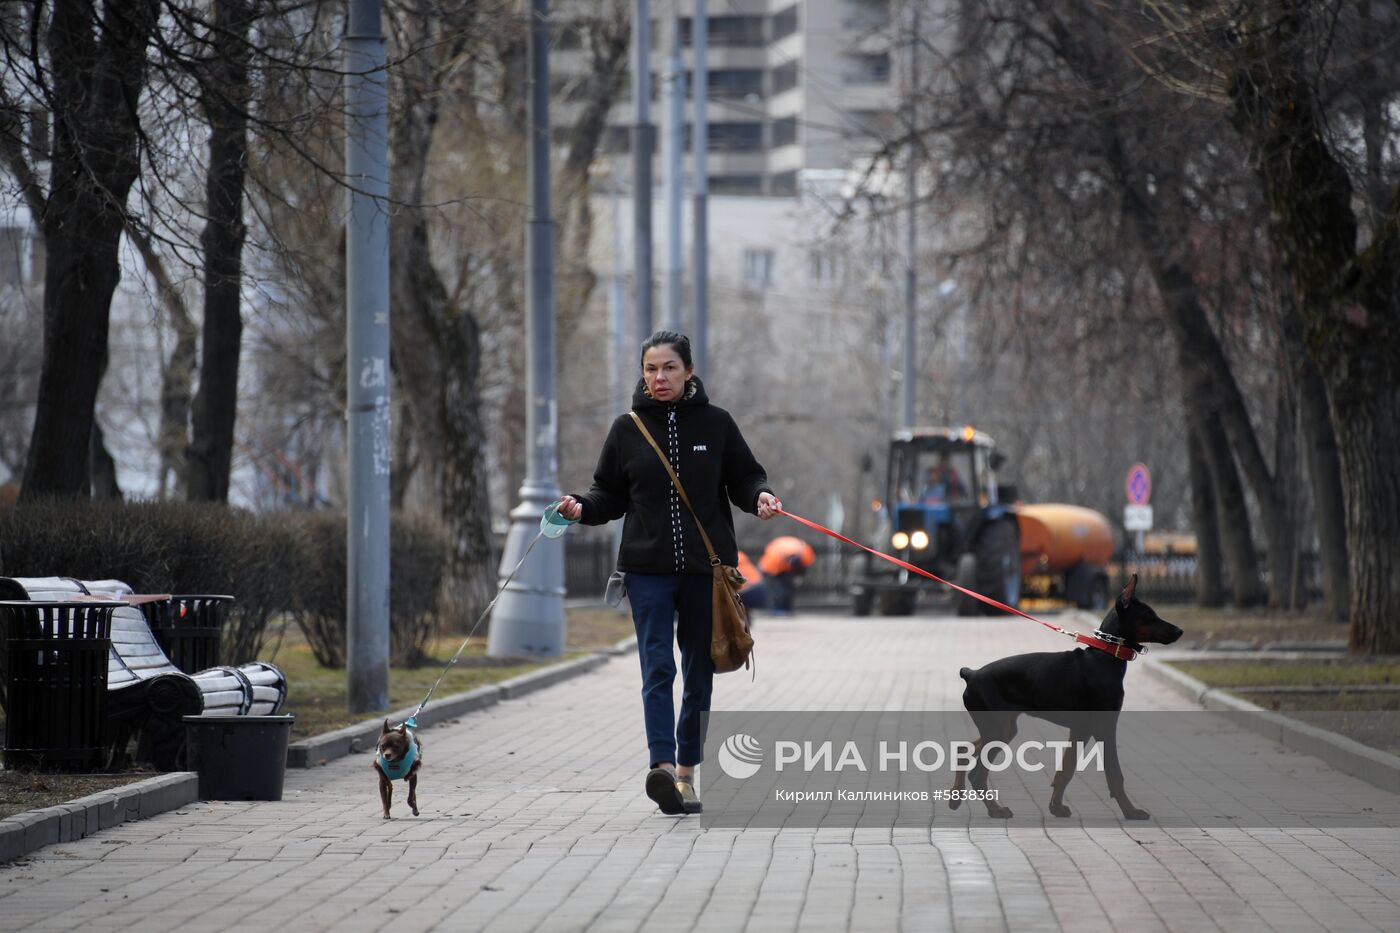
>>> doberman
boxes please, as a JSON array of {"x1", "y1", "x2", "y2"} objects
[{"x1": 950, "y1": 574, "x2": 1182, "y2": 820}]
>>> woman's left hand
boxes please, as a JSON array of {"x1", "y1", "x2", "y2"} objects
[{"x1": 757, "y1": 492, "x2": 782, "y2": 520}]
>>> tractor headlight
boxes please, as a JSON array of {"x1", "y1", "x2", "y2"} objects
[
  {"x1": 910, "y1": 530, "x2": 930, "y2": 550},
  {"x1": 891, "y1": 531, "x2": 910, "y2": 550}
]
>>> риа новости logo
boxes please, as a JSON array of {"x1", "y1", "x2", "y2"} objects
[{"x1": 718, "y1": 733, "x2": 764, "y2": 779}]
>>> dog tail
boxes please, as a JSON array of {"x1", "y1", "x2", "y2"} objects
[{"x1": 958, "y1": 666, "x2": 973, "y2": 681}]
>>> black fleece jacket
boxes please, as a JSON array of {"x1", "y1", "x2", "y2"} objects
[{"x1": 573, "y1": 377, "x2": 773, "y2": 576}]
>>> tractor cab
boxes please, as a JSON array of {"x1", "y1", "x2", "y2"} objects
[
  {"x1": 854, "y1": 426, "x2": 1019, "y2": 616},
  {"x1": 886, "y1": 426, "x2": 1005, "y2": 563}
]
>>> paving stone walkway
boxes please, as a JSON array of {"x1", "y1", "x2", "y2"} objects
[{"x1": 2, "y1": 610, "x2": 1398, "y2": 932}]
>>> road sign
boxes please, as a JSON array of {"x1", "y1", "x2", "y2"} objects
[
  {"x1": 1124, "y1": 504, "x2": 1154, "y2": 531},
  {"x1": 1126, "y1": 463, "x2": 1152, "y2": 505}
]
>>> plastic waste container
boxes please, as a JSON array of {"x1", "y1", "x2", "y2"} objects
[{"x1": 183, "y1": 714, "x2": 295, "y2": 800}]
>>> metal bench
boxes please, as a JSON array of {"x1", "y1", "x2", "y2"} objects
[{"x1": 0, "y1": 576, "x2": 287, "y2": 770}]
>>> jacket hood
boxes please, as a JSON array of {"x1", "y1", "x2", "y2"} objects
[{"x1": 632, "y1": 375, "x2": 710, "y2": 411}]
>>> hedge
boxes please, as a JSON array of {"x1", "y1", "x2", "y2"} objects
[{"x1": 0, "y1": 500, "x2": 449, "y2": 666}]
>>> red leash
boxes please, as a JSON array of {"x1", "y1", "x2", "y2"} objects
[{"x1": 776, "y1": 508, "x2": 1138, "y2": 661}]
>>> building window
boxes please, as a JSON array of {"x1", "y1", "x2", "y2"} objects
[
  {"x1": 772, "y1": 4, "x2": 799, "y2": 41},
  {"x1": 743, "y1": 247, "x2": 775, "y2": 287},
  {"x1": 843, "y1": 109, "x2": 895, "y2": 138},
  {"x1": 772, "y1": 116, "x2": 798, "y2": 147},
  {"x1": 844, "y1": 52, "x2": 890, "y2": 84},
  {"x1": 770, "y1": 170, "x2": 799, "y2": 197},
  {"x1": 809, "y1": 248, "x2": 847, "y2": 284},
  {"x1": 712, "y1": 175, "x2": 765, "y2": 196},
  {"x1": 682, "y1": 15, "x2": 765, "y2": 47},
  {"x1": 843, "y1": 0, "x2": 890, "y2": 31},
  {"x1": 707, "y1": 122, "x2": 763, "y2": 152},
  {"x1": 772, "y1": 60, "x2": 800, "y2": 95},
  {"x1": 706, "y1": 69, "x2": 764, "y2": 100},
  {"x1": 0, "y1": 226, "x2": 25, "y2": 287},
  {"x1": 710, "y1": 15, "x2": 766, "y2": 47}
]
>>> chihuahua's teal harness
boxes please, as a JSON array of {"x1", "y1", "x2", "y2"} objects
[{"x1": 377, "y1": 724, "x2": 419, "y2": 781}]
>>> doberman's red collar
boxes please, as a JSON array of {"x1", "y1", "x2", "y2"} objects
[{"x1": 1077, "y1": 631, "x2": 1142, "y2": 661}]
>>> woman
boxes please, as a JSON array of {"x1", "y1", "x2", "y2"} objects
[{"x1": 558, "y1": 331, "x2": 781, "y2": 816}]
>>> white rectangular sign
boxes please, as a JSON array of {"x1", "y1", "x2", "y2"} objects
[{"x1": 1123, "y1": 504, "x2": 1154, "y2": 531}]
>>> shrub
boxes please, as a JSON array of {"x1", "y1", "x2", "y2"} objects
[
  {"x1": 0, "y1": 500, "x2": 448, "y2": 666},
  {"x1": 290, "y1": 511, "x2": 449, "y2": 667},
  {"x1": 0, "y1": 499, "x2": 305, "y2": 663}
]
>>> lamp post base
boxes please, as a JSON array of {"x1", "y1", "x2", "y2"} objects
[{"x1": 487, "y1": 484, "x2": 566, "y2": 658}]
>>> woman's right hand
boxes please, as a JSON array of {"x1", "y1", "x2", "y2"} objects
[{"x1": 557, "y1": 495, "x2": 583, "y2": 521}]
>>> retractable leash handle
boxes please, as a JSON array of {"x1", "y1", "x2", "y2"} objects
[
  {"x1": 772, "y1": 506, "x2": 1131, "y2": 656},
  {"x1": 540, "y1": 500, "x2": 579, "y2": 539}
]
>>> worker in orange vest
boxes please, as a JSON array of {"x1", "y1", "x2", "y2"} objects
[
  {"x1": 758, "y1": 536, "x2": 816, "y2": 615},
  {"x1": 736, "y1": 550, "x2": 766, "y2": 614}
]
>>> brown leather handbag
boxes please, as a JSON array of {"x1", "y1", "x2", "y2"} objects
[{"x1": 629, "y1": 412, "x2": 754, "y2": 674}]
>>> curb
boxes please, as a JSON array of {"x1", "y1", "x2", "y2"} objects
[
  {"x1": 287, "y1": 638, "x2": 636, "y2": 769},
  {"x1": 1140, "y1": 655, "x2": 1400, "y2": 795},
  {"x1": 285, "y1": 683, "x2": 504, "y2": 768},
  {"x1": 0, "y1": 772, "x2": 197, "y2": 865},
  {"x1": 2, "y1": 635, "x2": 637, "y2": 863}
]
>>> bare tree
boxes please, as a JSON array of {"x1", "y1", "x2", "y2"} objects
[
  {"x1": 187, "y1": 0, "x2": 259, "y2": 502},
  {"x1": 1136, "y1": 0, "x2": 1400, "y2": 645},
  {"x1": 5, "y1": 1, "x2": 158, "y2": 499}
]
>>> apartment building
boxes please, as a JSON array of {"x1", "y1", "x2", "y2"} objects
[{"x1": 552, "y1": 0, "x2": 902, "y2": 198}]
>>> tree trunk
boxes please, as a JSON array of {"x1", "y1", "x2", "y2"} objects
[
  {"x1": 1295, "y1": 351, "x2": 1348, "y2": 622},
  {"x1": 89, "y1": 421, "x2": 122, "y2": 501},
  {"x1": 1266, "y1": 380, "x2": 1299, "y2": 608},
  {"x1": 1229, "y1": 1, "x2": 1400, "y2": 648},
  {"x1": 1187, "y1": 428, "x2": 1224, "y2": 606},
  {"x1": 1199, "y1": 409, "x2": 1265, "y2": 607},
  {"x1": 1337, "y1": 390, "x2": 1400, "y2": 652},
  {"x1": 388, "y1": 82, "x2": 497, "y2": 625},
  {"x1": 1115, "y1": 145, "x2": 1297, "y2": 610},
  {"x1": 20, "y1": 0, "x2": 156, "y2": 500},
  {"x1": 187, "y1": 0, "x2": 255, "y2": 503}
]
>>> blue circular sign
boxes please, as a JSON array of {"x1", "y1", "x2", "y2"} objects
[{"x1": 1126, "y1": 463, "x2": 1152, "y2": 505}]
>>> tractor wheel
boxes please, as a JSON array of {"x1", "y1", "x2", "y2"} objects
[
  {"x1": 852, "y1": 590, "x2": 874, "y2": 617},
  {"x1": 976, "y1": 518, "x2": 1021, "y2": 615},
  {"x1": 1068, "y1": 564, "x2": 1109, "y2": 610},
  {"x1": 954, "y1": 553, "x2": 981, "y2": 616}
]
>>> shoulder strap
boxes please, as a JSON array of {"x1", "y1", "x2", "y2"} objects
[{"x1": 628, "y1": 411, "x2": 721, "y2": 566}]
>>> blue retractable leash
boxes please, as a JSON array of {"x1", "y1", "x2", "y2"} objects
[{"x1": 391, "y1": 501, "x2": 577, "y2": 736}]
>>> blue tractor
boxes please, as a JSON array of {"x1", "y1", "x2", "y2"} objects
[{"x1": 851, "y1": 427, "x2": 1021, "y2": 616}]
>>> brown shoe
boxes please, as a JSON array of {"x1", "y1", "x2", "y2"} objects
[
  {"x1": 645, "y1": 767, "x2": 684, "y2": 815},
  {"x1": 676, "y1": 779, "x2": 702, "y2": 814}
]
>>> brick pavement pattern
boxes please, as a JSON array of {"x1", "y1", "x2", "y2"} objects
[{"x1": 3, "y1": 611, "x2": 1399, "y2": 932}]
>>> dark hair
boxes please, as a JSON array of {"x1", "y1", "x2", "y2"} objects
[{"x1": 640, "y1": 330, "x2": 692, "y2": 369}]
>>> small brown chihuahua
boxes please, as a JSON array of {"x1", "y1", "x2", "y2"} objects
[{"x1": 374, "y1": 719, "x2": 422, "y2": 819}]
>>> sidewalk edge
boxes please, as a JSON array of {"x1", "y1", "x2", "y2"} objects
[
  {"x1": 0, "y1": 772, "x2": 197, "y2": 865},
  {"x1": 1139, "y1": 655, "x2": 1400, "y2": 795}
]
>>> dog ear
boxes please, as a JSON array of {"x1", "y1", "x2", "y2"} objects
[
  {"x1": 381, "y1": 719, "x2": 390, "y2": 736},
  {"x1": 1116, "y1": 573, "x2": 1138, "y2": 610}
]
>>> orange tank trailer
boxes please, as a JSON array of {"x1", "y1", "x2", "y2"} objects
[{"x1": 1015, "y1": 503, "x2": 1113, "y2": 574}]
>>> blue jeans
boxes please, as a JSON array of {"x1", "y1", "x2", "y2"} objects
[{"x1": 625, "y1": 572, "x2": 714, "y2": 768}]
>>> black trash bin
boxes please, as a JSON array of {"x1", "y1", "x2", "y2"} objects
[
  {"x1": 1, "y1": 600, "x2": 122, "y2": 772},
  {"x1": 183, "y1": 714, "x2": 294, "y2": 800},
  {"x1": 145, "y1": 594, "x2": 232, "y2": 674}
]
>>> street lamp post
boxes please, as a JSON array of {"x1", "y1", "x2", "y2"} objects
[
  {"x1": 344, "y1": 0, "x2": 390, "y2": 712},
  {"x1": 632, "y1": 0, "x2": 654, "y2": 343}
]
